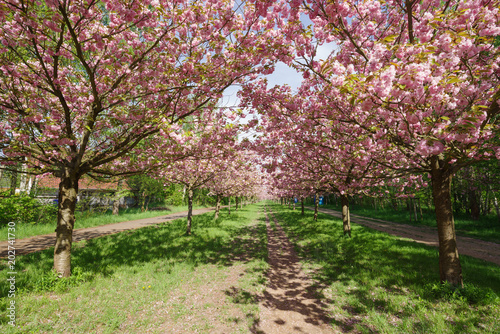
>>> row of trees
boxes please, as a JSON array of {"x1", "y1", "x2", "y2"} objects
[
  {"x1": 240, "y1": 0, "x2": 500, "y2": 288},
  {"x1": 0, "y1": 0, "x2": 293, "y2": 277},
  {"x1": 1, "y1": 1, "x2": 498, "y2": 289}
]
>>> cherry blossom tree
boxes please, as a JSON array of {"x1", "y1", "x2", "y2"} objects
[
  {"x1": 0, "y1": 0, "x2": 299, "y2": 276},
  {"x1": 292, "y1": 0, "x2": 500, "y2": 286}
]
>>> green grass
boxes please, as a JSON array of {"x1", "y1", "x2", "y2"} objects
[
  {"x1": 0, "y1": 204, "x2": 211, "y2": 241},
  {"x1": 271, "y1": 203, "x2": 500, "y2": 333},
  {"x1": 0, "y1": 204, "x2": 268, "y2": 333},
  {"x1": 318, "y1": 203, "x2": 500, "y2": 243}
]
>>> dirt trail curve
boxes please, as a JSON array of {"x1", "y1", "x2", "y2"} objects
[
  {"x1": 310, "y1": 206, "x2": 500, "y2": 267},
  {"x1": 253, "y1": 206, "x2": 336, "y2": 334},
  {"x1": 0, "y1": 207, "x2": 217, "y2": 258}
]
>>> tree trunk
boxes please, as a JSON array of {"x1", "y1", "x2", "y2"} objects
[
  {"x1": 112, "y1": 179, "x2": 124, "y2": 215},
  {"x1": 214, "y1": 194, "x2": 221, "y2": 219},
  {"x1": 19, "y1": 163, "x2": 28, "y2": 193},
  {"x1": 235, "y1": 197, "x2": 239, "y2": 211},
  {"x1": 228, "y1": 196, "x2": 231, "y2": 215},
  {"x1": 430, "y1": 156, "x2": 463, "y2": 287},
  {"x1": 413, "y1": 198, "x2": 418, "y2": 221},
  {"x1": 489, "y1": 185, "x2": 500, "y2": 223},
  {"x1": 341, "y1": 194, "x2": 351, "y2": 237},
  {"x1": 314, "y1": 193, "x2": 319, "y2": 221},
  {"x1": 186, "y1": 187, "x2": 193, "y2": 235},
  {"x1": 141, "y1": 191, "x2": 146, "y2": 212},
  {"x1": 469, "y1": 188, "x2": 480, "y2": 220},
  {"x1": 301, "y1": 198, "x2": 305, "y2": 215},
  {"x1": 9, "y1": 169, "x2": 17, "y2": 196},
  {"x1": 54, "y1": 172, "x2": 79, "y2": 277}
]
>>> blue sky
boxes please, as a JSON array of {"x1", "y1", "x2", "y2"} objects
[{"x1": 221, "y1": 42, "x2": 337, "y2": 108}]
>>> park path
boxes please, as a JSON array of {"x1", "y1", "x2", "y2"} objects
[
  {"x1": 310, "y1": 206, "x2": 500, "y2": 266},
  {"x1": 254, "y1": 206, "x2": 336, "y2": 334},
  {"x1": 0, "y1": 207, "x2": 217, "y2": 258}
]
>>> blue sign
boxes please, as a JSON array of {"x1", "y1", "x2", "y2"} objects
[
  {"x1": 319, "y1": 196, "x2": 324, "y2": 205},
  {"x1": 294, "y1": 198, "x2": 298, "y2": 203}
]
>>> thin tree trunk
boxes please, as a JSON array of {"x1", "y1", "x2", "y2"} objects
[
  {"x1": 19, "y1": 163, "x2": 27, "y2": 193},
  {"x1": 413, "y1": 198, "x2": 418, "y2": 221},
  {"x1": 431, "y1": 156, "x2": 463, "y2": 287},
  {"x1": 489, "y1": 185, "x2": 500, "y2": 223},
  {"x1": 9, "y1": 169, "x2": 17, "y2": 196},
  {"x1": 186, "y1": 187, "x2": 193, "y2": 235},
  {"x1": 235, "y1": 197, "x2": 239, "y2": 211},
  {"x1": 141, "y1": 191, "x2": 146, "y2": 212},
  {"x1": 301, "y1": 198, "x2": 305, "y2": 215},
  {"x1": 228, "y1": 196, "x2": 231, "y2": 215},
  {"x1": 54, "y1": 172, "x2": 79, "y2": 277},
  {"x1": 214, "y1": 194, "x2": 221, "y2": 219},
  {"x1": 408, "y1": 199, "x2": 413, "y2": 223},
  {"x1": 314, "y1": 193, "x2": 319, "y2": 221},
  {"x1": 341, "y1": 194, "x2": 351, "y2": 237},
  {"x1": 112, "y1": 179, "x2": 124, "y2": 215}
]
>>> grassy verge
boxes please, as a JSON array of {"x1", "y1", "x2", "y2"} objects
[
  {"x1": 0, "y1": 205, "x2": 211, "y2": 241},
  {"x1": 271, "y1": 203, "x2": 500, "y2": 333},
  {"x1": 317, "y1": 203, "x2": 500, "y2": 243},
  {"x1": 0, "y1": 204, "x2": 268, "y2": 333}
]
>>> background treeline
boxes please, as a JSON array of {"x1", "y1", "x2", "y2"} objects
[
  {"x1": 302, "y1": 159, "x2": 500, "y2": 224},
  {"x1": 0, "y1": 171, "x2": 230, "y2": 227}
]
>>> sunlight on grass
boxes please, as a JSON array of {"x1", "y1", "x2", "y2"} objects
[
  {"x1": 320, "y1": 203, "x2": 500, "y2": 243},
  {"x1": 0, "y1": 205, "x2": 209, "y2": 241},
  {"x1": 272, "y1": 203, "x2": 500, "y2": 333},
  {"x1": 0, "y1": 204, "x2": 268, "y2": 333}
]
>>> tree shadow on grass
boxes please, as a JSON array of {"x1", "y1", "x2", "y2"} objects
[
  {"x1": 0, "y1": 206, "x2": 268, "y2": 300},
  {"x1": 269, "y1": 203, "x2": 500, "y2": 333}
]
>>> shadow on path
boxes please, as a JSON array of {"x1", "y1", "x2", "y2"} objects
[{"x1": 254, "y1": 206, "x2": 335, "y2": 333}]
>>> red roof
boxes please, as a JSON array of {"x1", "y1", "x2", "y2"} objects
[{"x1": 38, "y1": 175, "x2": 125, "y2": 191}]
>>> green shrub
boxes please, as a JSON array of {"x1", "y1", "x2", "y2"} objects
[{"x1": 0, "y1": 195, "x2": 58, "y2": 226}]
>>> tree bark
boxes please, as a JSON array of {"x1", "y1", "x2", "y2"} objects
[
  {"x1": 214, "y1": 194, "x2": 221, "y2": 219},
  {"x1": 341, "y1": 194, "x2": 351, "y2": 237},
  {"x1": 141, "y1": 191, "x2": 146, "y2": 212},
  {"x1": 9, "y1": 168, "x2": 17, "y2": 196},
  {"x1": 430, "y1": 156, "x2": 463, "y2": 287},
  {"x1": 54, "y1": 172, "x2": 79, "y2": 277},
  {"x1": 186, "y1": 187, "x2": 193, "y2": 235},
  {"x1": 314, "y1": 193, "x2": 319, "y2": 221},
  {"x1": 301, "y1": 198, "x2": 305, "y2": 215},
  {"x1": 228, "y1": 196, "x2": 231, "y2": 215},
  {"x1": 19, "y1": 163, "x2": 28, "y2": 193},
  {"x1": 112, "y1": 179, "x2": 124, "y2": 215},
  {"x1": 235, "y1": 197, "x2": 239, "y2": 211},
  {"x1": 489, "y1": 185, "x2": 500, "y2": 223}
]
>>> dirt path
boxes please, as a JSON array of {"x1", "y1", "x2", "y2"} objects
[
  {"x1": 312, "y1": 207, "x2": 500, "y2": 266},
  {"x1": 0, "y1": 207, "x2": 217, "y2": 258},
  {"x1": 254, "y1": 206, "x2": 336, "y2": 334}
]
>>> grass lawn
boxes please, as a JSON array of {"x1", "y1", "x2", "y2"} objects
[
  {"x1": 317, "y1": 202, "x2": 500, "y2": 244},
  {"x1": 2, "y1": 202, "x2": 499, "y2": 333},
  {"x1": 272, "y1": 203, "x2": 500, "y2": 333},
  {"x1": 0, "y1": 204, "x2": 268, "y2": 333},
  {"x1": 0, "y1": 204, "x2": 211, "y2": 242}
]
